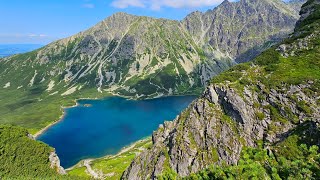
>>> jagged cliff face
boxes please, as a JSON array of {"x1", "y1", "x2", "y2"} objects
[
  {"x1": 296, "y1": 0, "x2": 320, "y2": 28},
  {"x1": 289, "y1": 0, "x2": 310, "y2": 12},
  {"x1": 183, "y1": 0, "x2": 305, "y2": 63},
  {"x1": 0, "y1": 0, "x2": 303, "y2": 99},
  {"x1": 122, "y1": 0, "x2": 320, "y2": 178},
  {"x1": 49, "y1": 151, "x2": 66, "y2": 175}
]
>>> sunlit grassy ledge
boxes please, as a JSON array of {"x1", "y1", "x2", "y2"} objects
[{"x1": 67, "y1": 137, "x2": 152, "y2": 179}]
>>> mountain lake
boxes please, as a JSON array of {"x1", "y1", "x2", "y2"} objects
[{"x1": 37, "y1": 96, "x2": 196, "y2": 168}]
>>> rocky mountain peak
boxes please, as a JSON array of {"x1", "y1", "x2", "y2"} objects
[
  {"x1": 104, "y1": 12, "x2": 138, "y2": 23},
  {"x1": 221, "y1": 0, "x2": 230, "y2": 5},
  {"x1": 110, "y1": 12, "x2": 132, "y2": 17}
]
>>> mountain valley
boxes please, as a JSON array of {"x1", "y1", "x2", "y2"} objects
[{"x1": 1, "y1": 0, "x2": 320, "y2": 179}]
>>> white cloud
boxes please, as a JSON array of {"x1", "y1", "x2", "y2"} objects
[
  {"x1": 28, "y1": 34, "x2": 38, "y2": 37},
  {"x1": 28, "y1": 34, "x2": 48, "y2": 38},
  {"x1": 111, "y1": 0, "x2": 226, "y2": 10},
  {"x1": 111, "y1": 0, "x2": 146, "y2": 9},
  {"x1": 83, "y1": 3, "x2": 95, "y2": 8},
  {"x1": 0, "y1": 33, "x2": 55, "y2": 44}
]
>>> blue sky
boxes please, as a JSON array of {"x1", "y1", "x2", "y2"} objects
[{"x1": 0, "y1": 0, "x2": 231, "y2": 44}]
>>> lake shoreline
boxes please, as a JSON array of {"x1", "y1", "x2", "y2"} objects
[
  {"x1": 65, "y1": 137, "x2": 151, "y2": 171},
  {"x1": 33, "y1": 97, "x2": 99, "y2": 139},
  {"x1": 33, "y1": 94, "x2": 197, "y2": 169}
]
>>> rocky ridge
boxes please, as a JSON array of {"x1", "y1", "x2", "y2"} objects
[
  {"x1": 183, "y1": 0, "x2": 305, "y2": 63},
  {"x1": 122, "y1": 82, "x2": 320, "y2": 179}
]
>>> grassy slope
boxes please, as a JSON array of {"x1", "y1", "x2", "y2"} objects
[
  {"x1": 0, "y1": 50, "x2": 200, "y2": 134},
  {"x1": 68, "y1": 138, "x2": 152, "y2": 179},
  {"x1": 0, "y1": 83, "x2": 111, "y2": 134},
  {"x1": 0, "y1": 43, "x2": 114, "y2": 134},
  {"x1": 210, "y1": 43, "x2": 320, "y2": 99}
]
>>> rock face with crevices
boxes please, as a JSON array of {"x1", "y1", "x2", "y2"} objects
[
  {"x1": 122, "y1": 82, "x2": 320, "y2": 179},
  {"x1": 183, "y1": 0, "x2": 305, "y2": 63},
  {"x1": 49, "y1": 152, "x2": 66, "y2": 175}
]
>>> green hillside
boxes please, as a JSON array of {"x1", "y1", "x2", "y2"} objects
[{"x1": 0, "y1": 125, "x2": 62, "y2": 179}]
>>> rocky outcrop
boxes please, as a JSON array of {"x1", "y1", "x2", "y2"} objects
[
  {"x1": 49, "y1": 151, "x2": 66, "y2": 175},
  {"x1": 288, "y1": 0, "x2": 309, "y2": 12},
  {"x1": 296, "y1": 0, "x2": 320, "y2": 28},
  {"x1": 122, "y1": 81, "x2": 320, "y2": 179},
  {"x1": 277, "y1": 31, "x2": 319, "y2": 57}
]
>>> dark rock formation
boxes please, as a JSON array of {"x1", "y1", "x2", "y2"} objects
[{"x1": 122, "y1": 82, "x2": 319, "y2": 179}]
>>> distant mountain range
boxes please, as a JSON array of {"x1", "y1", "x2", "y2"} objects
[
  {"x1": 0, "y1": 44, "x2": 43, "y2": 57},
  {"x1": 0, "y1": 0, "x2": 305, "y2": 99}
]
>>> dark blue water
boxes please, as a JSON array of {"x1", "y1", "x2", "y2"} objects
[{"x1": 38, "y1": 96, "x2": 195, "y2": 168}]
